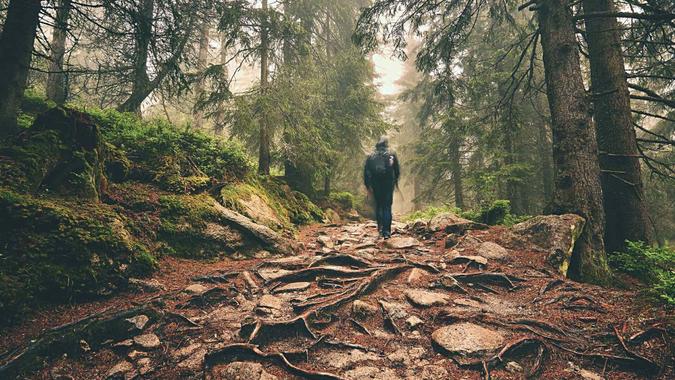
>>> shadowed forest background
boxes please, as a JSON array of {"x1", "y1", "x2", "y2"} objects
[{"x1": 0, "y1": 0, "x2": 673, "y2": 378}]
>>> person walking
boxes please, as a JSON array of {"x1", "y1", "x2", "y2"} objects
[{"x1": 363, "y1": 136, "x2": 400, "y2": 239}]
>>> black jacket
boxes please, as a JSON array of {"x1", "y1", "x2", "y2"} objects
[{"x1": 363, "y1": 147, "x2": 400, "y2": 190}]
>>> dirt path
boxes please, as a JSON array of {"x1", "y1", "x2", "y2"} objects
[{"x1": 1, "y1": 220, "x2": 672, "y2": 379}]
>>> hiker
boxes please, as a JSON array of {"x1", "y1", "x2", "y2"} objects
[{"x1": 363, "y1": 136, "x2": 400, "y2": 239}]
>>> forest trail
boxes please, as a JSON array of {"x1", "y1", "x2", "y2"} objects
[{"x1": 1, "y1": 219, "x2": 672, "y2": 380}]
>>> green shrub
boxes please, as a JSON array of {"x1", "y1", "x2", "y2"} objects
[
  {"x1": 609, "y1": 241, "x2": 675, "y2": 306},
  {"x1": 402, "y1": 205, "x2": 455, "y2": 222},
  {"x1": 402, "y1": 200, "x2": 530, "y2": 227}
]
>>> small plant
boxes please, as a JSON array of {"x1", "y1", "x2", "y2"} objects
[
  {"x1": 609, "y1": 241, "x2": 675, "y2": 306},
  {"x1": 328, "y1": 192, "x2": 355, "y2": 210}
]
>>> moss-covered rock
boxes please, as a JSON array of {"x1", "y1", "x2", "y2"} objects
[{"x1": 0, "y1": 188, "x2": 155, "y2": 325}]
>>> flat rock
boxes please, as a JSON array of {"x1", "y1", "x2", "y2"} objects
[
  {"x1": 317, "y1": 235, "x2": 335, "y2": 248},
  {"x1": 136, "y1": 357, "x2": 153, "y2": 375},
  {"x1": 428, "y1": 212, "x2": 487, "y2": 233},
  {"x1": 178, "y1": 347, "x2": 208, "y2": 370},
  {"x1": 478, "y1": 241, "x2": 508, "y2": 259},
  {"x1": 319, "y1": 349, "x2": 379, "y2": 369},
  {"x1": 133, "y1": 333, "x2": 161, "y2": 349},
  {"x1": 272, "y1": 282, "x2": 311, "y2": 294},
  {"x1": 106, "y1": 361, "x2": 134, "y2": 379},
  {"x1": 448, "y1": 255, "x2": 488, "y2": 266},
  {"x1": 125, "y1": 314, "x2": 149, "y2": 330},
  {"x1": 416, "y1": 365, "x2": 449, "y2": 379},
  {"x1": 379, "y1": 300, "x2": 409, "y2": 319},
  {"x1": 404, "y1": 289, "x2": 449, "y2": 307},
  {"x1": 343, "y1": 366, "x2": 401, "y2": 380},
  {"x1": 183, "y1": 284, "x2": 208, "y2": 294},
  {"x1": 432, "y1": 323, "x2": 505, "y2": 360},
  {"x1": 215, "y1": 361, "x2": 278, "y2": 380},
  {"x1": 385, "y1": 236, "x2": 420, "y2": 249},
  {"x1": 257, "y1": 268, "x2": 293, "y2": 282},
  {"x1": 256, "y1": 294, "x2": 284, "y2": 311}
]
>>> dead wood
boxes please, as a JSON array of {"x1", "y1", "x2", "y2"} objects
[{"x1": 203, "y1": 343, "x2": 342, "y2": 380}]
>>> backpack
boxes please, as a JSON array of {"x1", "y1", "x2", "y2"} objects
[{"x1": 371, "y1": 151, "x2": 394, "y2": 179}]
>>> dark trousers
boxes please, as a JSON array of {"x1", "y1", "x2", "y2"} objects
[{"x1": 373, "y1": 185, "x2": 393, "y2": 237}]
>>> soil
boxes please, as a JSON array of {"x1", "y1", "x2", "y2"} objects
[{"x1": 0, "y1": 220, "x2": 672, "y2": 379}]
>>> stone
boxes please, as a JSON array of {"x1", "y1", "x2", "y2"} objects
[
  {"x1": 216, "y1": 361, "x2": 278, "y2": 380},
  {"x1": 406, "y1": 315, "x2": 424, "y2": 329},
  {"x1": 404, "y1": 289, "x2": 449, "y2": 307},
  {"x1": 242, "y1": 271, "x2": 259, "y2": 289},
  {"x1": 317, "y1": 235, "x2": 335, "y2": 249},
  {"x1": 272, "y1": 282, "x2": 311, "y2": 294},
  {"x1": 418, "y1": 365, "x2": 449, "y2": 379},
  {"x1": 511, "y1": 214, "x2": 585, "y2": 276},
  {"x1": 453, "y1": 298, "x2": 482, "y2": 309},
  {"x1": 431, "y1": 323, "x2": 505, "y2": 360},
  {"x1": 127, "y1": 350, "x2": 147, "y2": 360},
  {"x1": 136, "y1": 358, "x2": 153, "y2": 375},
  {"x1": 256, "y1": 294, "x2": 285, "y2": 313},
  {"x1": 128, "y1": 278, "x2": 166, "y2": 293},
  {"x1": 506, "y1": 361, "x2": 523, "y2": 373},
  {"x1": 323, "y1": 208, "x2": 341, "y2": 224},
  {"x1": 385, "y1": 236, "x2": 420, "y2": 249},
  {"x1": 133, "y1": 333, "x2": 161, "y2": 349},
  {"x1": 256, "y1": 267, "x2": 293, "y2": 282},
  {"x1": 379, "y1": 300, "x2": 409, "y2": 319},
  {"x1": 428, "y1": 212, "x2": 487, "y2": 234},
  {"x1": 566, "y1": 362, "x2": 605, "y2": 380},
  {"x1": 343, "y1": 366, "x2": 401, "y2": 379},
  {"x1": 407, "y1": 268, "x2": 429, "y2": 284},
  {"x1": 178, "y1": 347, "x2": 208, "y2": 370},
  {"x1": 172, "y1": 343, "x2": 202, "y2": 359},
  {"x1": 478, "y1": 241, "x2": 508, "y2": 259},
  {"x1": 352, "y1": 300, "x2": 378, "y2": 320},
  {"x1": 448, "y1": 255, "x2": 488, "y2": 267},
  {"x1": 183, "y1": 284, "x2": 207, "y2": 294},
  {"x1": 125, "y1": 314, "x2": 149, "y2": 331},
  {"x1": 105, "y1": 361, "x2": 134, "y2": 379},
  {"x1": 112, "y1": 339, "x2": 134, "y2": 348},
  {"x1": 319, "y1": 349, "x2": 379, "y2": 369}
]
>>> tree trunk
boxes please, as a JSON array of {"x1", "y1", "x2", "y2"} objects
[
  {"x1": 46, "y1": 0, "x2": 72, "y2": 105},
  {"x1": 537, "y1": 0, "x2": 611, "y2": 284},
  {"x1": 117, "y1": 0, "x2": 154, "y2": 114},
  {"x1": 323, "y1": 174, "x2": 331, "y2": 196},
  {"x1": 193, "y1": 22, "x2": 210, "y2": 129},
  {"x1": 503, "y1": 123, "x2": 523, "y2": 214},
  {"x1": 450, "y1": 138, "x2": 464, "y2": 209},
  {"x1": 258, "y1": 0, "x2": 271, "y2": 175},
  {"x1": 582, "y1": 0, "x2": 654, "y2": 253},
  {"x1": 537, "y1": 121, "x2": 554, "y2": 206},
  {"x1": 213, "y1": 32, "x2": 229, "y2": 136},
  {"x1": 0, "y1": 0, "x2": 42, "y2": 136}
]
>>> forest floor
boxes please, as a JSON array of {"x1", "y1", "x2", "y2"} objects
[{"x1": 0, "y1": 220, "x2": 673, "y2": 380}]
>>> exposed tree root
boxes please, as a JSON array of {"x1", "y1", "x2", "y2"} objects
[
  {"x1": 269, "y1": 266, "x2": 378, "y2": 284},
  {"x1": 448, "y1": 255, "x2": 488, "y2": 270},
  {"x1": 628, "y1": 325, "x2": 668, "y2": 345},
  {"x1": 178, "y1": 287, "x2": 238, "y2": 309},
  {"x1": 192, "y1": 271, "x2": 239, "y2": 284},
  {"x1": 448, "y1": 272, "x2": 526, "y2": 289},
  {"x1": 348, "y1": 318, "x2": 372, "y2": 335},
  {"x1": 242, "y1": 315, "x2": 317, "y2": 345},
  {"x1": 613, "y1": 325, "x2": 661, "y2": 374},
  {"x1": 165, "y1": 312, "x2": 201, "y2": 327},
  {"x1": 309, "y1": 254, "x2": 375, "y2": 269},
  {"x1": 539, "y1": 279, "x2": 564, "y2": 295},
  {"x1": 203, "y1": 343, "x2": 342, "y2": 380},
  {"x1": 378, "y1": 300, "x2": 402, "y2": 335},
  {"x1": 0, "y1": 305, "x2": 161, "y2": 379}
]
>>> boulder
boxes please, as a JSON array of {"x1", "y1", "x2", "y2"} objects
[
  {"x1": 428, "y1": 212, "x2": 487, "y2": 234},
  {"x1": 511, "y1": 214, "x2": 585, "y2": 276},
  {"x1": 431, "y1": 323, "x2": 505, "y2": 364}
]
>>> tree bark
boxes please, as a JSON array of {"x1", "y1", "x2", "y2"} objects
[
  {"x1": 582, "y1": 0, "x2": 654, "y2": 253},
  {"x1": 450, "y1": 138, "x2": 464, "y2": 209},
  {"x1": 258, "y1": 0, "x2": 271, "y2": 175},
  {"x1": 537, "y1": 0, "x2": 611, "y2": 284},
  {"x1": 213, "y1": 33, "x2": 229, "y2": 136},
  {"x1": 46, "y1": 0, "x2": 72, "y2": 105},
  {"x1": 193, "y1": 22, "x2": 210, "y2": 129},
  {"x1": 537, "y1": 121, "x2": 554, "y2": 206},
  {"x1": 117, "y1": 0, "x2": 154, "y2": 114},
  {"x1": 0, "y1": 0, "x2": 42, "y2": 136}
]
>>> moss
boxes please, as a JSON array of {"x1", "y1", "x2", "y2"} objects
[
  {"x1": 0, "y1": 188, "x2": 155, "y2": 325},
  {"x1": 0, "y1": 129, "x2": 64, "y2": 192}
]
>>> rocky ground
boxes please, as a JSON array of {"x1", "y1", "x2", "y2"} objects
[{"x1": 0, "y1": 216, "x2": 672, "y2": 379}]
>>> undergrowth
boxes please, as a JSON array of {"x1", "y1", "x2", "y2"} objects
[
  {"x1": 609, "y1": 241, "x2": 675, "y2": 306},
  {"x1": 403, "y1": 200, "x2": 530, "y2": 227}
]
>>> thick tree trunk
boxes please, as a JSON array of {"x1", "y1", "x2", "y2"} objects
[
  {"x1": 537, "y1": 121, "x2": 554, "y2": 205},
  {"x1": 117, "y1": 0, "x2": 154, "y2": 114},
  {"x1": 46, "y1": 0, "x2": 72, "y2": 105},
  {"x1": 450, "y1": 139, "x2": 464, "y2": 209},
  {"x1": 582, "y1": 0, "x2": 654, "y2": 253},
  {"x1": 0, "y1": 0, "x2": 42, "y2": 136},
  {"x1": 537, "y1": 0, "x2": 611, "y2": 284},
  {"x1": 193, "y1": 22, "x2": 210, "y2": 129},
  {"x1": 258, "y1": 0, "x2": 271, "y2": 175},
  {"x1": 503, "y1": 123, "x2": 523, "y2": 214}
]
